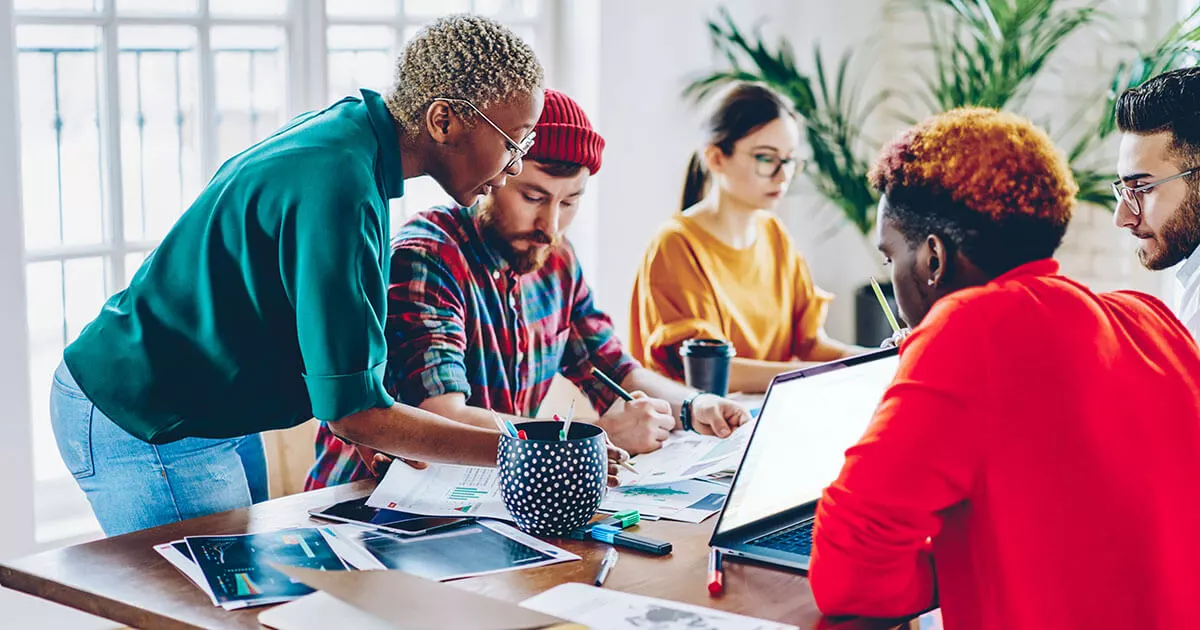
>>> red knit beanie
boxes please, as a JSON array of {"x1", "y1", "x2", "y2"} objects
[{"x1": 525, "y1": 89, "x2": 605, "y2": 175}]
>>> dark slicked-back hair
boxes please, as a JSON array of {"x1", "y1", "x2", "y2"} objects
[{"x1": 1116, "y1": 67, "x2": 1200, "y2": 166}]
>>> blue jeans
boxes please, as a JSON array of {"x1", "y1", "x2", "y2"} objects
[{"x1": 49, "y1": 361, "x2": 269, "y2": 537}]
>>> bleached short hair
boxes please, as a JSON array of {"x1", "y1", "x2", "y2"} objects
[{"x1": 385, "y1": 14, "x2": 544, "y2": 136}]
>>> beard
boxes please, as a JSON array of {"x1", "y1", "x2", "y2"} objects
[
  {"x1": 476, "y1": 204, "x2": 559, "y2": 275},
  {"x1": 1140, "y1": 185, "x2": 1200, "y2": 270}
]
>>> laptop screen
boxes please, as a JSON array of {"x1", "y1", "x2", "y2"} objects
[{"x1": 715, "y1": 349, "x2": 901, "y2": 536}]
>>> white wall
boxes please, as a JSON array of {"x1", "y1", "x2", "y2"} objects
[{"x1": 572, "y1": 0, "x2": 1181, "y2": 344}]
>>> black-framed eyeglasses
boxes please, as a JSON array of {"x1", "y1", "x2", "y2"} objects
[
  {"x1": 1111, "y1": 166, "x2": 1200, "y2": 216},
  {"x1": 745, "y1": 151, "x2": 802, "y2": 179},
  {"x1": 433, "y1": 96, "x2": 537, "y2": 173}
]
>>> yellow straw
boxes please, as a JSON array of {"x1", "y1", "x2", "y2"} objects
[{"x1": 870, "y1": 276, "x2": 901, "y2": 334}]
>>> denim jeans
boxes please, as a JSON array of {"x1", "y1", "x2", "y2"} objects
[{"x1": 49, "y1": 361, "x2": 269, "y2": 537}]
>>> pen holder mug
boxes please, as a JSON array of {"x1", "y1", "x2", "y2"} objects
[{"x1": 498, "y1": 421, "x2": 607, "y2": 537}]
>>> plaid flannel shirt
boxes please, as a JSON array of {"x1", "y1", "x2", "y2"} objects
[{"x1": 306, "y1": 205, "x2": 640, "y2": 489}]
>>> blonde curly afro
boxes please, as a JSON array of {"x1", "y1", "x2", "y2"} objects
[{"x1": 385, "y1": 14, "x2": 544, "y2": 136}]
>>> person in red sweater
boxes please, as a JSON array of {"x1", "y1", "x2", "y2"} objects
[{"x1": 809, "y1": 107, "x2": 1200, "y2": 628}]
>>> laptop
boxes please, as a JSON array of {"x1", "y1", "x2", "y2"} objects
[{"x1": 709, "y1": 347, "x2": 901, "y2": 571}]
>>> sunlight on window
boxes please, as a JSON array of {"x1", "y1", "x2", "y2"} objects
[
  {"x1": 16, "y1": 25, "x2": 105, "y2": 251},
  {"x1": 119, "y1": 26, "x2": 201, "y2": 243},
  {"x1": 14, "y1": 0, "x2": 101, "y2": 11},
  {"x1": 210, "y1": 0, "x2": 286, "y2": 17},
  {"x1": 326, "y1": 0, "x2": 397, "y2": 18},
  {"x1": 116, "y1": 0, "x2": 197, "y2": 14},
  {"x1": 327, "y1": 25, "x2": 394, "y2": 102},
  {"x1": 212, "y1": 26, "x2": 286, "y2": 164}
]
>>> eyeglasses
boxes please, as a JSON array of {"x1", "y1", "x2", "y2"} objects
[
  {"x1": 433, "y1": 96, "x2": 537, "y2": 173},
  {"x1": 745, "y1": 151, "x2": 802, "y2": 179},
  {"x1": 1111, "y1": 166, "x2": 1200, "y2": 216}
]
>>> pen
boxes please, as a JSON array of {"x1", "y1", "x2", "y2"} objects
[
  {"x1": 504, "y1": 419, "x2": 520, "y2": 438},
  {"x1": 707, "y1": 548, "x2": 724, "y2": 596},
  {"x1": 590, "y1": 367, "x2": 635, "y2": 402},
  {"x1": 869, "y1": 276, "x2": 902, "y2": 334},
  {"x1": 517, "y1": 430, "x2": 528, "y2": 440},
  {"x1": 593, "y1": 547, "x2": 619, "y2": 586}
]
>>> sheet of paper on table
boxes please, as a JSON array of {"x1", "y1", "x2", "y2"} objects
[
  {"x1": 599, "y1": 478, "x2": 729, "y2": 523},
  {"x1": 365, "y1": 463, "x2": 512, "y2": 520},
  {"x1": 617, "y1": 422, "x2": 754, "y2": 487},
  {"x1": 521, "y1": 583, "x2": 798, "y2": 630},
  {"x1": 319, "y1": 520, "x2": 577, "y2": 579}
]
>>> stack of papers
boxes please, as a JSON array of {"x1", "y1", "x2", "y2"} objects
[
  {"x1": 617, "y1": 423, "x2": 754, "y2": 487},
  {"x1": 155, "y1": 529, "x2": 348, "y2": 610},
  {"x1": 599, "y1": 478, "x2": 730, "y2": 523},
  {"x1": 320, "y1": 520, "x2": 577, "y2": 579},
  {"x1": 156, "y1": 521, "x2": 577, "y2": 609}
]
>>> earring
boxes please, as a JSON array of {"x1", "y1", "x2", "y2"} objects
[{"x1": 927, "y1": 278, "x2": 936, "y2": 287}]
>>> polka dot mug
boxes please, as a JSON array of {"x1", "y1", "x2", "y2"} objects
[{"x1": 498, "y1": 421, "x2": 607, "y2": 537}]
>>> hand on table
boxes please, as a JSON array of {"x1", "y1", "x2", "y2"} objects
[
  {"x1": 689, "y1": 394, "x2": 752, "y2": 438},
  {"x1": 597, "y1": 391, "x2": 675, "y2": 454}
]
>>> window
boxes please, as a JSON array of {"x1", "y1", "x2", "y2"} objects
[{"x1": 4, "y1": 0, "x2": 555, "y2": 550}]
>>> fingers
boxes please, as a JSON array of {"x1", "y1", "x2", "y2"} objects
[
  {"x1": 706, "y1": 413, "x2": 732, "y2": 438},
  {"x1": 630, "y1": 390, "x2": 647, "y2": 400},
  {"x1": 399, "y1": 457, "x2": 428, "y2": 470},
  {"x1": 728, "y1": 405, "x2": 751, "y2": 428},
  {"x1": 607, "y1": 443, "x2": 631, "y2": 463}
]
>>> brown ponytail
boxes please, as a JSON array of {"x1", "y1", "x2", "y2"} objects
[
  {"x1": 681, "y1": 152, "x2": 709, "y2": 212},
  {"x1": 679, "y1": 82, "x2": 797, "y2": 213}
]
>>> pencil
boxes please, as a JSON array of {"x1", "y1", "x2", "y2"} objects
[
  {"x1": 869, "y1": 276, "x2": 902, "y2": 334},
  {"x1": 608, "y1": 441, "x2": 638, "y2": 475},
  {"x1": 491, "y1": 410, "x2": 514, "y2": 437},
  {"x1": 590, "y1": 367, "x2": 635, "y2": 402}
]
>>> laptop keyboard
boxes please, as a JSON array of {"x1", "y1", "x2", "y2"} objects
[{"x1": 751, "y1": 520, "x2": 814, "y2": 555}]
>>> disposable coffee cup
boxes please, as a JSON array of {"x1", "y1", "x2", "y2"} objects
[{"x1": 679, "y1": 338, "x2": 735, "y2": 396}]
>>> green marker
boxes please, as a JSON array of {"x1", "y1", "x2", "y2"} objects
[{"x1": 870, "y1": 276, "x2": 901, "y2": 334}]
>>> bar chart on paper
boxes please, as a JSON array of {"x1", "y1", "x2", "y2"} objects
[
  {"x1": 367, "y1": 464, "x2": 513, "y2": 520},
  {"x1": 447, "y1": 485, "x2": 490, "y2": 502}
]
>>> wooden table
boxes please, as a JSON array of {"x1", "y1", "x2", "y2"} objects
[{"x1": 0, "y1": 481, "x2": 909, "y2": 630}]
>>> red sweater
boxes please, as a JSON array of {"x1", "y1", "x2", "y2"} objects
[{"x1": 810, "y1": 259, "x2": 1200, "y2": 628}]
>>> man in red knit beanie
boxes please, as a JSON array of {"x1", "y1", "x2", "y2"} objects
[{"x1": 308, "y1": 89, "x2": 751, "y2": 489}]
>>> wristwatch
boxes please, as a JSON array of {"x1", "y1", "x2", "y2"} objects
[{"x1": 680, "y1": 392, "x2": 705, "y2": 433}]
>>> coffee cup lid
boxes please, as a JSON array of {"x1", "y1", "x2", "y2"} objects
[{"x1": 679, "y1": 338, "x2": 736, "y2": 357}]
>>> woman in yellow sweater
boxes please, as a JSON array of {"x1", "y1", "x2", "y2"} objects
[{"x1": 629, "y1": 82, "x2": 864, "y2": 393}]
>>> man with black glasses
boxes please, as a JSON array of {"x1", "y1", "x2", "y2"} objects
[{"x1": 1113, "y1": 67, "x2": 1200, "y2": 341}]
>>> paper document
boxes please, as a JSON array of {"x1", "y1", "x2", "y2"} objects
[
  {"x1": 269, "y1": 565, "x2": 583, "y2": 630},
  {"x1": 600, "y1": 478, "x2": 729, "y2": 523},
  {"x1": 320, "y1": 520, "x2": 577, "y2": 579},
  {"x1": 366, "y1": 463, "x2": 512, "y2": 520},
  {"x1": 521, "y1": 583, "x2": 797, "y2": 630},
  {"x1": 185, "y1": 529, "x2": 349, "y2": 608},
  {"x1": 619, "y1": 423, "x2": 753, "y2": 487}
]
